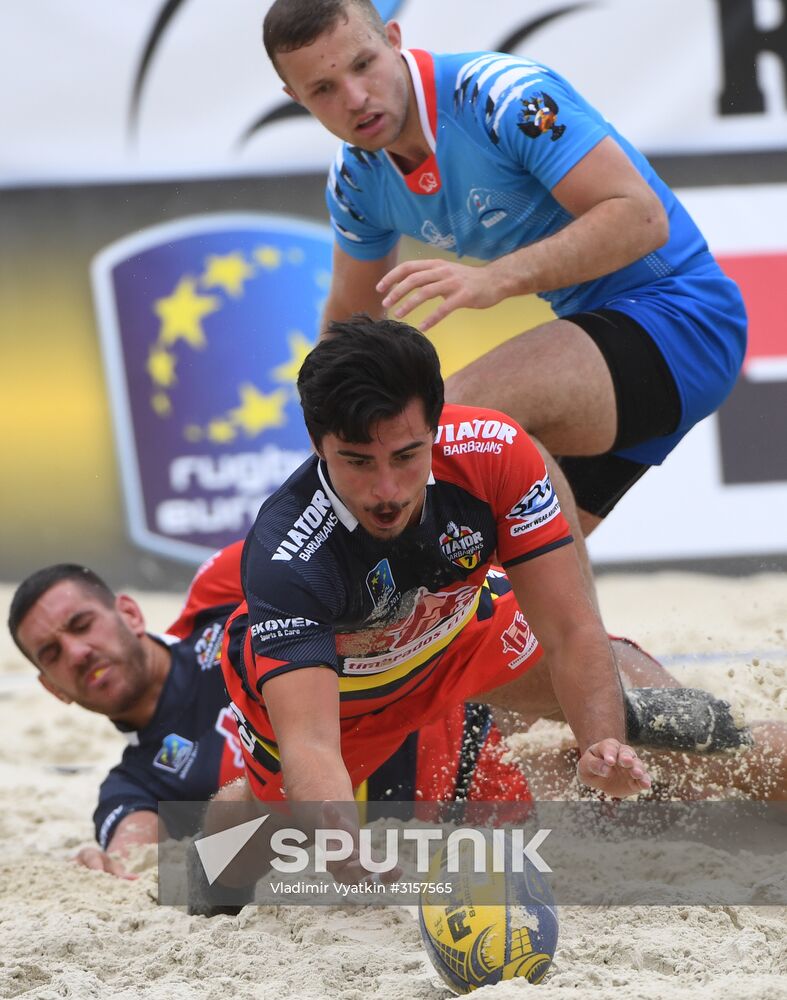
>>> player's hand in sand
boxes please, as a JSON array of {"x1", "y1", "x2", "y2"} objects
[
  {"x1": 320, "y1": 801, "x2": 401, "y2": 886},
  {"x1": 577, "y1": 739, "x2": 652, "y2": 798},
  {"x1": 73, "y1": 846, "x2": 137, "y2": 879}
]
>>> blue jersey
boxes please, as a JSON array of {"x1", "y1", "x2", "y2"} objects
[
  {"x1": 326, "y1": 50, "x2": 747, "y2": 463},
  {"x1": 327, "y1": 49, "x2": 714, "y2": 317}
]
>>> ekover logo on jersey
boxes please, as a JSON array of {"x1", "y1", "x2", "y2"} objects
[
  {"x1": 251, "y1": 616, "x2": 320, "y2": 643},
  {"x1": 440, "y1": 521, "x2": 484, "y2": 570},
  {"x1": 272, "y1": 488, "x2": 338, "y2": 562},
  {"x1": 506, "y1": 475, "x2": 560, "y2": 535}
]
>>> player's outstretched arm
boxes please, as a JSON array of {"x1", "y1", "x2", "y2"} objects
[
  {"x1": 264, "y1": 667, "x2": 394, "y2": 884},
  {"x1": 321, "y1": 244, "x2": 398, "y2": 335},
  {"x1": 74, "y1": 810, "x2": 159, "y2": 878},
  {"x1": 506, "y1": 545, "x2": 652, "y2": 798},
  {"x1": 263, "y1": 665, "x2": 353, "y2": 803},
  {"x1": 378, "y1": 137, "x2": 668, "y2": 332}
]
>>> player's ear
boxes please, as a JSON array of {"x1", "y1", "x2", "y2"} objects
[
  {"x1": 385, "y1": 20, "x2": 402, "y2": 51},
  {"x1": 283, "y1": 84, "x2": 302, "y2": 104},
  {"x1": 116, "y1": 594, "x2": 146, "y2": 638},
  {"x1": 38, "y1": 674, "x2": 73, "y2": 705}
]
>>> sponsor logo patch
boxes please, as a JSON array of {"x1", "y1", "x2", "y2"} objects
[
  {"x1": 153, "y1": 733, "x2": 195, "y2": 774},
  {"x1": 366, "y1": 558, "x2": 397, "y2": 609},
  {"x1": 194, "y1": 622, "x2": 224, "y2": 670},
  {"x1": 342, "y1": 585, "x2": 479, "y2": 674},
  {"x1": 272, "y1": 489, "x2": 338, "y2": 562},
  {"x1": 214, "y1": 707, "x2": 245, "y2": 770},
  {"x1": 506, "y1": 475, "x2": 560, "y2": 535},
  {"x1": 440, "y1": 521, "x2": 484, "y2": 570},
  {"x1": 517, "y1": 91, "x2": 566, "y2": 142},
  {"x1": 467, "y1": 187, "x2": 507, "y2": 229},
  {"x1": 435, "y1": 418, "x2": 517, "y2": 457},
  {"x1": 501, "y1": 611, "x2": 539, "y2": 669},
  {"x1": 420, "y1": 220, "x2": 456, "y2": 250},
  {"x1": 250, "y1": 616, "x2": 319, "y2": 643}
]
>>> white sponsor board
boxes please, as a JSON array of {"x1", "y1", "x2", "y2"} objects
[
  {"x1": 1, "y1": 0, "x2": 785, "y2": 186},
  {"x1": 589, "y1": 183, "x2": 787, "y2": 564}
]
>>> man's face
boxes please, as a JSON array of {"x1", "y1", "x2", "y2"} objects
[
  {"x1": 317, "y1": 398, "x2": 435, "y2": 539},
  {"x1": 16, "y1": 582, "x2": 149, "y2": 718},
  {"x1": 276, "y1": 7, "x2": 410, "y2": 151}
]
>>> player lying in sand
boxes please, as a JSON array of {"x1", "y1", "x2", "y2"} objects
[{"x1": 7, "y1": 543, "x2": 534, "y2": 877}]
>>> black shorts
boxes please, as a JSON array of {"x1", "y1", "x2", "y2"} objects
[{"x1": 557, "y1": 308, "x2": 682, "y2": 519}]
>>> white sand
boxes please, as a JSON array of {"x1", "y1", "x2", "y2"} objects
[{"x1": 0, "y1": 573, "x2": 785, "y2": 999}]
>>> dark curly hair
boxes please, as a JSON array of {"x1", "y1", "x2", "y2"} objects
[{"x1": 297, "y1": 314, "x2": 444, "y2": 448}]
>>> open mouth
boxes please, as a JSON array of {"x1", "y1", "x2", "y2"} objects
[
  {"x1": 369, "y1": 506, "x2": 404, "y2": 530},
  {"x1": 356, "y1": 112, "x2": 383, "y2": 134},
  {"x1": 85, "y1": 665, "x2": 110, "y2": 688}
]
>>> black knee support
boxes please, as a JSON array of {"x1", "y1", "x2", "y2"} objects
[{"x1": 624, "y1": 687, "x2": 753, "y2": 752}]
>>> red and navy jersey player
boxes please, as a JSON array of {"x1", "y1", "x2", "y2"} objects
[
  {"x1": 93, "y1": 543, "x2": 247, "y2": 850},
  {"x1": 95, "y1": 541, "x2": 530, "y2": 849},
  {"x1": 222, "y1": 401, "x2": 570, "y2": 801}
]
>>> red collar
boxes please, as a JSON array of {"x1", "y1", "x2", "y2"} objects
[{"x1": 390, "y1": 49, "x2": 442, "y2": 195}]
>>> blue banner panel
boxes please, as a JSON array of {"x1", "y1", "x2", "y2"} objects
[{"x1": 92, "y1": 213, "x2": 331, "y2": 561}]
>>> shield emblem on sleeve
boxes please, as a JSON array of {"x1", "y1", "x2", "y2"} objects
[{"x1": 91, "y1": 213, "x2": 331, "y2": 562}]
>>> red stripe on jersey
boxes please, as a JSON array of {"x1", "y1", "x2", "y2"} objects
[
  {"x1": 401, "y1": 49, "x2": 442, "y2": 196},
  {"x1": 410, "y1": 49, "x2": 438, "y2": 136}
]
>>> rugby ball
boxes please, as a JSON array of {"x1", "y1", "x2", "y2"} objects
[{"x1": 419, "y1": 859, "x2": 558, "y2": 993}]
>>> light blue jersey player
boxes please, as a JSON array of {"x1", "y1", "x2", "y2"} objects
[{"x1": 264, "y1": 0, "x2": 746, "y2": 555}]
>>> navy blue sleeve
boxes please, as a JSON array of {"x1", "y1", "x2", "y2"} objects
[{"x1": 93, "y1": 764, "x2": 158, "y2": 850}]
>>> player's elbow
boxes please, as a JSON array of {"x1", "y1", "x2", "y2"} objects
[{"x1": 638, "y1": 191, "x2": 669, "y2": 253}]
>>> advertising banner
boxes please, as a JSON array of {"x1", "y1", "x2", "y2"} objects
[
  {"x1": 1, "y1": 1, "x2": 785, "y2": 187},
  {"x1": 93, "y1": 214, "x2": 328, "y2": 561}
]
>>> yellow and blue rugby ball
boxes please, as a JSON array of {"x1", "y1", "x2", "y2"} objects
[{"x1": 419, "y1": 860, "x2": 558, "y2": 993}]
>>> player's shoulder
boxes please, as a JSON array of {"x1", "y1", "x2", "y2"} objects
[
  {"x1": 243, "y1": 456, "x2": 345, "y2": 610},
  {"x1": 329, "y1": 143, "x2": 388, "y2": 203},
  {"x1": 435, "y1": 50, "x2": 572, "y2": 143},
  {"x1": 433, "y1": 403, "x2": 534, "y2": 481},
  {"x1": 435, "y1": 403, "x2": 526, "y2": 448},
  {"x1": 332, "y1": 142, "x2": 386, "y2": 175},
  {"x1": 435, "y1": 50, "x2": 561, "y2": 102}
]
